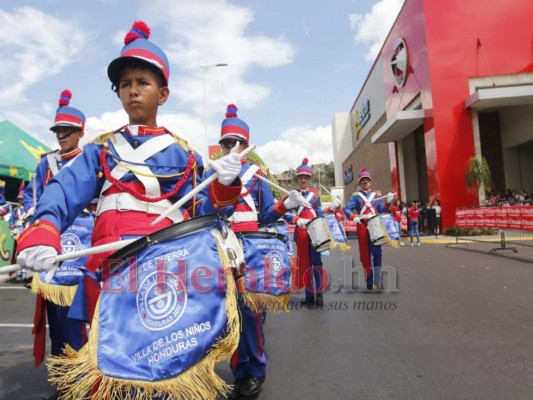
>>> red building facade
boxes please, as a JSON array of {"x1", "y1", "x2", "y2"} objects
[{"x1": 336, "y1": 0, "x2": 533, "y2": 229}]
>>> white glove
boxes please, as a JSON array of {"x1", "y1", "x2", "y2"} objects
[
  {"x1": 354, "y1": 216, "x2": 361, "y2": 224},
  {"x1": 17, "y1": 245, "x2": 58, "y2": 277},
  {"x1": 331, "y1": 197, "x2": 342, "y2": 210},
  {"x1": 210, "y1": 142, "x2": 242, "y2": 186},
  {"x1": 283, "y1": 190, "x2": 305, "y2": 209},
  {"x1": 297, "y1": 218, "x2": 309, "y2": 228},
  {"x1": 387, "y1": 192, "x2": 394, "y2": 203}
]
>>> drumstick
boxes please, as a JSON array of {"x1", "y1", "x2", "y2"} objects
[
  {"x1": 253, "y1": 173, "x2": 312, "y2": 208},
  {"x1": 0, "y1": 238, "x2": 137, "y2": 274},
  {"x1": 151, "y1": 144, "x2": 256, "y2": 226},
  {"x1": 320, "y1": 184, "x2": 343, "y2": 204}
]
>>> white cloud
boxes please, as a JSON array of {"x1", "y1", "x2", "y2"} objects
[
  {"x1": 349, "y1": 0, "x2": 404, "y2": 61},
  {"x1": 0, "y1": 7, "x2": 91, "y2": 105},
  {"x1": 256, "y1": 125, "x2": 333, "y2": 174},
  {"x1": 137, "y1": 0, "x2": 294, "y2": 116}
]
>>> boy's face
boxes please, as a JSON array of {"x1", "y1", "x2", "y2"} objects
[
  {"x1": 297, "y1": 174, "x2": 310, "y2": 189},
  {"x1": 54, "y1": 127, "x2": 83, "y2": 154},
  {"x1": 117, "y1": 66, "x2": 169, "y2": 126}
]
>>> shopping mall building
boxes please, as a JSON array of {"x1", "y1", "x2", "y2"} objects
[{"x1": 332, "y1": 0, "x2": 533, "y2": 229}]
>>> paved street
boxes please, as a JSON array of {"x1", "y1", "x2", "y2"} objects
[{"x1": 1, "y1": 237, "x2": 532, "y2": 399}]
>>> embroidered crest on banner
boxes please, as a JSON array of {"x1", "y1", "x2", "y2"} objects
[{"x1": 137, "y1": 271, "x2": 188, "y2": 331}]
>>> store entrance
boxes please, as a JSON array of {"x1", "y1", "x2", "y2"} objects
[{"x1": 401, "y1": 125, "x2": 429, "y2": 204}]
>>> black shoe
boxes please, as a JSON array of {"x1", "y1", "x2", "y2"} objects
[
  {"x1": 227, "y1": 379, "x2": 246, "y2": 400},
  {"x1": 302, "y1": 296, "x2": 315, "y2": 306},
  {"x1": 366, "y1": 277, "x2": 373, "y2": 290},
  {"x1": 315, "y1": 293, "x2": 324, "y2": 306},
  {"x1": 239, "y1": 376, "x2": 265, "y2": 399}
]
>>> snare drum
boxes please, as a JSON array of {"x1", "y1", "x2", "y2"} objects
[
  {"x1": 50, "y1": 215, "x2": 241, "y2": 400},
  {"x1": 306, "y1": 216, "x2": 331, "y2": 252},
  {"x1": 238, "y1": 231, "x2": 292, "y2": 312},
  {"x1": 367, "y1": 214, "x2": 387, "y2": 245}
]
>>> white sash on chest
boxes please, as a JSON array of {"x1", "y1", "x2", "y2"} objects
[
  {"x1": 46, "y1": 153, "x2": 60, "y2": 177},
  {"x1": 297, "y1": 191, "x2": 316, "y2": 218},
  {"x1": 100, "y1": 133, "x2": 175, "y2": 197},
  {"x1": 357, "y1": 191, "x2": 377, "y2": 215},
  {"x1": 239, "y1": 165, "x2": 260, "y2": 213}
]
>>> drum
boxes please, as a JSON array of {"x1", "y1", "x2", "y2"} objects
[
  {"x1": 367, "y1": 214, "x2": 387, "y2": 245},
  {"x1": 367, "y1": 214, "x2": 400, "y2": 246},
  {"x1": 237, "y1": 231, "x2": 292, "y2": 313},
  {"x1": 379, "y1": 213, "x2": 400, "y2": 242},
  {"x1": 306, "y1": 216, "x2": 331, "y2": 252},
  {"x1": 259, "y1": 220, "x2": 294, "y2": 257},
  {"x1": 49, "y1": 215, "x2": 241, "y2": 400},
  {"x1": 323, "y1": 214, "x2": 350, "y2": 251}
]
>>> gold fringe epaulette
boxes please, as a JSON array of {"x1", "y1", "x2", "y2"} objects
[
  {"x1": 30, "y1": 273, "x2": 77, "y2": 306},
  {"x1": 48, "y1": 240, "x2": 240, "y2": 400},
  {"x1": 90, "y1": 130, "x2": 119, "y2": 146}
]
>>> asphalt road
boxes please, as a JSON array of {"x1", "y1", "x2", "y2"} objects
[{"x1": 1, "y1": 237, "x2": 532, "y2": 399}]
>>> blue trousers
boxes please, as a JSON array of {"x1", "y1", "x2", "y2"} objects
[
  {"x1": 230, "y1": 297, "x2": 266, "y2": 379},
  {"x1": 46, "y1": 301, "x2": 85, "y2": 356},
  {"x1": 305, "y1": 244, "x2": 323, "y2": 298},
  {"x1": 409, "y1": 221, "x2": 420, "y2": 244}
]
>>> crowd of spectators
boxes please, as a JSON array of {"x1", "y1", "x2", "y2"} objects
[{"x1": 484, "y1": 189, "x2": 531, "y2": 206}]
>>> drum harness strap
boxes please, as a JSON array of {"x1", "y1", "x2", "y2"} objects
[
  {"x1": 96, "y1": 133, "x2": 184, "y2": 223},
  {"x1": 357, "y1": 191, "x2": 377, "y2": 217},
  {"x1": 229, "y1": 164, "x2": 259, "y2": 223}
]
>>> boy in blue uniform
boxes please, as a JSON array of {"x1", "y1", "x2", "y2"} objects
[
  {"x1": 16, "y1": 21, "x2": 243, "y2": 399},
  {"x1": 344, "y1": 167, "x2": 394, "y2": 290},
  {"x1": 23, "y1": 90, "x2": 88, "y2": 400},
  {"x1": 216, "y1": 104, "x2": 303, "y2": 400}
]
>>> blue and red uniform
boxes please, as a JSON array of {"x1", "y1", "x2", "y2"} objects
[
  {"x1": 23, "y1": 147, "x2": 88, "y2": 367},
  {"x1": 17, "y1": 125, "x2": 241, "y2": 325},
  {"x1": 344, "y1": 190, "x2": 388, "y2": 289},
  {"x1": 214, "y1": 160, "x2": 287, "y2": 384},
  {"x1": 283, "y1": 187, "x2": 325, "y2": 298}
]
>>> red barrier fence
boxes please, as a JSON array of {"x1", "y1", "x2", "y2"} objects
[{"x1": 455, "y1": 206, "x2": 533, "y2": 231}]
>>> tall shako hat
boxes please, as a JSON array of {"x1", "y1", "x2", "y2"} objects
[
  {"x1": 107, "y1": 21, "x2": 170, "y2": 88},
  {"x1": 358, "y1": 166, "x2": 372, "y2": 182},
  {"x1": 296, "y1": 157, "x2": 312, "y2": 176},
  {"x1": 50, "y1": 90, "x2": 86, "y2": 132},
  {"x1": 219, "y1": 104, "x2": 250, "y2": 144}
]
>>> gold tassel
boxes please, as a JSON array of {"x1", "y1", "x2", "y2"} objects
[
  {"x1": 241, "y1": 291, "x2": 290, "y2": 313},
  {"x1": 326, "y1": 226, "x2": 351, "y2": 252},
  {"x1": 30, "y1": 272, "x2": 77, "y2": 306},
  {"x1": 48, "y1": 241, "x2": 240, "y2": 400}
]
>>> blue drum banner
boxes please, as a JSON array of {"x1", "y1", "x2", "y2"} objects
[
  {"x1": 239, "y1": 232, "x2": 291, "y2": 313},
  {"x1": 324, "y1": 214, "x2": 351, "y2": 251},
  {"x1": 380, "y1": 214, "x2": 400, "y2": 248},
  {"x1": 48, "y1": 224, "x2": 239, "y2": 400},
  {"x1": 32, "y1": 212, "x2": 94, "y2": 306}
]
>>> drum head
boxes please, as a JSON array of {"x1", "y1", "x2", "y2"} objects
[{"x1": 109, "y1": 214, "x2": 218, "y2": 262}]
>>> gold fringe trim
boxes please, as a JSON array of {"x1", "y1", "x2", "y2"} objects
[
  {"x1": 241, "y1": 291, "x2": 291, "y2": 314},
  {"x1": 326, "y1": 226, "x2": 351, "y2": 252},
  {"x1": 329, "y1": 239, "x2": 351, "y2": 252},
  {"x1": 48, "y1": 242, "x2": 240, "y2": 400},
  {"x1": 30, "y1": 272, "x2": 77, "y2": 306}
]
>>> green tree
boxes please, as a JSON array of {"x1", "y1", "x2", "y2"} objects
[{"x1": 465, "y1": 155, "x2": 492, "y2": 206}]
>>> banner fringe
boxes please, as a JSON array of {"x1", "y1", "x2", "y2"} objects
[
  {"x1": 31, "y1": 273, "x2": 77, "y2": 306},
  {"x1": 241, "y1": 292, "x2": 290, "y2": 313},
  {"x1": 48, "y1": 241, "x2": 240, "y2": 400}
]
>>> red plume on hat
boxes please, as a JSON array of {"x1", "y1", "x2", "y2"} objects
[
  {"x1": 296, "y1": 157, "x2": 312, "y2": 176},
  {"x1": 124, "y1": 21, "x2": 150, "y2": 45},
  {"x1": 18, "y1": 181, "x2": 25, "y2": 199},
  {"x1": 58, "y1": 89, "x2": 72, "y2": 107}
]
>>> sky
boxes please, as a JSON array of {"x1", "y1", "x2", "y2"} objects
[{"x1": 0, "y1": 0, "x2": 404, "y2": 174}]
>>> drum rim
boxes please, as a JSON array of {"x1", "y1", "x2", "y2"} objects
[
  {"x1": 237, "y1": 230, "x2": 288, "y2": 243},
  {"x1": 108, "y1": 214, "x2": 218, "y2": 262}
]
